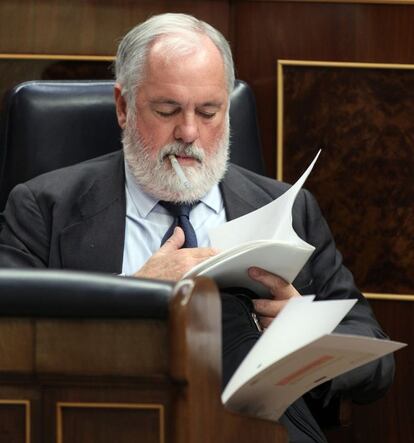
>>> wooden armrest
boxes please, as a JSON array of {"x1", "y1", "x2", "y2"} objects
[{"x1": 170, "y1": 276, "x2": 288, "y2": 443}]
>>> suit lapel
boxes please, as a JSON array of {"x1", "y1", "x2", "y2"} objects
[
  {"x1": 220, "y1": 165, "x2": 274, "y2": 220},
  {"x1": 59, "y1": 152, "x2": 126, "y2": 273}
]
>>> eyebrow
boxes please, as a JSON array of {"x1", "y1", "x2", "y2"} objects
[
  {"x1": 149, "y1": 99, "x2": 223, "y2": 108},
  {"x1": 199, "y1": 102, "x2": 223, "y2": 108},
  {"x1": 150, "y1": 98, "x2": 181, "y2": 106}
]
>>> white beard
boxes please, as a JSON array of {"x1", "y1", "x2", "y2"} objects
[{"x1": 123, "y1": 116, "x2": 230, "y2": 203}]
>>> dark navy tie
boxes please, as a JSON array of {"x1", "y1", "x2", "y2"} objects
[{"x1": 159, "y1": 201, "x2": 198, "y2": 248}]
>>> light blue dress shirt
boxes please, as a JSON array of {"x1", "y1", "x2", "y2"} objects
[{"x1": 122, "y1": 163, "x2": 227, "y2": 275}]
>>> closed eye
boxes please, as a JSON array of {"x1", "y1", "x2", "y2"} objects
[
  {"x1": 196, "y1": 110, "x2": 216, "y2": 119},
  {"x1": 156, "y1": 109, "x2": 180, "y2": 118}
]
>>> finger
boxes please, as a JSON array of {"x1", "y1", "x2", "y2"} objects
[
  {"x1": 159, "y1": 227, "x2": 185, "y2": 252},
  {"x1": 258, "y1": 315, "x2": 274, "y2": 329},
  {"x1": 248, "y1": 267, "x2": 300, "y2": 299},
  {"x1": 253, "y1": 298, "x2": 288, "y2": 318}
]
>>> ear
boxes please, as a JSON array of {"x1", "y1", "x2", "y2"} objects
[{"x1": 114, "y1": 83, "x2": 127, "y2": 129}]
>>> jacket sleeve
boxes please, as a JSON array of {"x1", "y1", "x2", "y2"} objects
[
  {"x1": 297, "y1": 189, "x2": 395, "y2": 406},
  {"x1": 0, "y1": 184, "x2": 49, "y2": 267}
]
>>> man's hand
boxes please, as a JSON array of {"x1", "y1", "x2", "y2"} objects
[
  {"x1": 248, "y1": 267, "x2": 301, "y2": 329},
  {"x1": 133, "y1": 227, "x2": 218, "y2": 281}
]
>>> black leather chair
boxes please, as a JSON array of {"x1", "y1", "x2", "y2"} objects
[
  {"x1": 0, "y1": 268, "x2": 172, "y2": 318},
  {"x1": 0, "y1": 79, "x2": 264, "y2": 210}
]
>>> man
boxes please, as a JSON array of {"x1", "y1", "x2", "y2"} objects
[{"x1": 0, "y1": 13, "x2": 394, "y2": 442}]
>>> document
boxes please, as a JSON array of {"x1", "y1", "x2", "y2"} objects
[
  {"x1": 221, "y1": 296, "x2": 406, "y2": 421},
  {"x1": 183, "y1": 150, "x2": 406, "y2": 420},
  {"x1": 184, "y1": 151, "x2": 320, "y2": 297}
]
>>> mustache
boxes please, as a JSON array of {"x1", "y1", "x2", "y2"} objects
[{"x1": 158, "y1": 143, "x2": 204, "y2": 163}]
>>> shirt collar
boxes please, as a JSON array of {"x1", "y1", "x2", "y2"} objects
[
  {"x1": 124, "y1": 160, "x2": 223, "y2": 217},
  {"x1": 125, "y1": 161, "x2": 159, "y2": 218},
  {"x1": 199, "y1": 182, "x2": 222, "y2": 214}
]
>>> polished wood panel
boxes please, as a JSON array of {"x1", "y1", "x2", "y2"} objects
[
  {"x1": 57, "y1": 403, "x2": 162, "y2": 443},
  {"x1": 0, "y1": 0, "x2": 231, "y2": 132},
  {"x1": 42, "y1": 385, "x2": 173, "y2": 443},
  {"x1": 0, "y1": 57, "x2": 113, "y2": 113},
  {"x1": 0, "y1": 390, "x2": 41, "y2": 443},
  {"x1": 279, "y1": 61, "x2": 414, "y2": 295},
  {"x1": 325, "y1": 299, "x2": 414, "y2": 443},
  {"x1": 0, "y1": 0, "x2": 230, "y2": 55},
  {"x1": 356, "y1": 299, "x2": 414, "y2": 443},
  {"x1": 36, "y1": 319, "x2": 168, "y2": 376},
  {"x1": 246, "y1": 0, "x2": 414, "y2": 3},
  {"x1": 0, "y1": 320, "x2": 34, "y2": 373},
  {"x1": 0, "y1": 402, "x2": 29, "y2": 443}
]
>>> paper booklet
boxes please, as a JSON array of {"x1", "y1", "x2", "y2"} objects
[
  {"x1": 183, "y1": 151, "x2": 321, "y2": 297},
  {"x1": 221, "y1": 296, "x2": 406, "y2": 422},
  {"x1": 182, "y1": 150, "x2": 406, "y2": 421}
]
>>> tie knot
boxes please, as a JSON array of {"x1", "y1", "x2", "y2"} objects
[{"x1": 159, "y1": 201, "x2": 196, "y2": 218}]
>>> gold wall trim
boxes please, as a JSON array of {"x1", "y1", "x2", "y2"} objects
[
  {"x1": 277, "y1": 61, "x2": 285, "y2": 180},
  {"x1": 0, "y1": 53, "x2": 115, "y2": 61},
  {"x1": 0, "y1": 399, "x2": 31, "y2": 443},
  {"x1": 277, "y1": 59, "x2": 414, "y2": 302},
  {"x1": 279, "y1": 59, "x2": 414, "y2": 71},
  {"x1": 364, "y1": 293, "x2": 414, "y2": 301},
  {"x1": 56, "y1": 401, "x2": 164, "y2": 443}
]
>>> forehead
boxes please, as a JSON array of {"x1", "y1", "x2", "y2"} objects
[{"x1": 139, "y1": 34, "x2": 227, "y2": 99}]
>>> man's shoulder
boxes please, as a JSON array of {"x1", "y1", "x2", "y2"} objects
[{"x1": 25, "y1": 150, "x2": 124, "y2": 194}]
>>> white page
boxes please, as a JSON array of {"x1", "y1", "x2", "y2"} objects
[
  {"x1": 222, "y1": 333, "x2": 405, "y2": 421},
  {"x1": 183, "y1": 151, "x2": 321, "y2": 291},
  {"x1": 222, "y1": 297, "x2": 357, "y2": 403},
  {"x1": 184, "y1": 240, "x2": 314, "y2": 296},
  {"x1": 209, "y1": 150, "x2": 321, "y2": 249}
]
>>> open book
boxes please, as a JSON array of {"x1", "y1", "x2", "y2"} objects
[
  {"x1": 221, "y1": 296, "x2": 406, "y2": 421},
  {"x1": 184, "y1": 151, "x2": 321, "y2": 297}
]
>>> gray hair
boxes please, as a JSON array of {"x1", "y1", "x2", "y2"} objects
[{"x1": 115, "y1": 13, "x2": 235, "y2": 109}]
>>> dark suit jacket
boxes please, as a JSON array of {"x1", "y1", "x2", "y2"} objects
[{"x1": 0, "y1": 149, "x2": 394, "y2": 409}]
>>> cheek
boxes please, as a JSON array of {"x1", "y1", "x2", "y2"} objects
[
  {"x1": 200, "y1": 123, "x2": 227, "y2": 152},
  {"x1": 136, "y1": 118, "x2": 174, "y2": 154}
]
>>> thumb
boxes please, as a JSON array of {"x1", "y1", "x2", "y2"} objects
[{"x1": 160, "y1": 227, "x2": 185, "y2": 252}]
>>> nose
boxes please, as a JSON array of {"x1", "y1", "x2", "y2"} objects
[{"x1": 174, "y1": 114, "x2": 199, "y2": 144}]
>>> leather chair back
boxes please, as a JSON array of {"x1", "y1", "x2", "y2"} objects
[
  {"x1": 0, "y1": 268, "x2": 172, "y2": 318},
  {"x1": 0, "y1": 79, "x2": 264, "y2": 210}
]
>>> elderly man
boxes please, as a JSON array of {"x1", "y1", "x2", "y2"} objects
[{"x1": 0, "y1": 13, "x2": 394, "y2": 442}]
